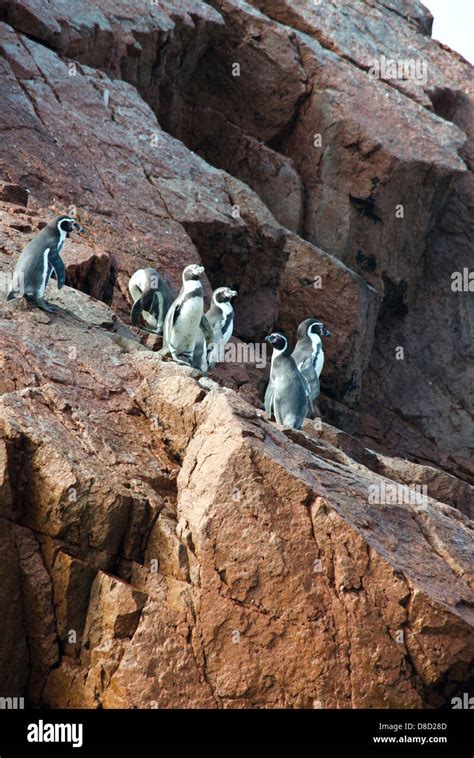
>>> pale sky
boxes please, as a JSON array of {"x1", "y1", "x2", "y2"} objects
[{"x1": 423, "y1": 0, "x2": 474, "y2": 63}]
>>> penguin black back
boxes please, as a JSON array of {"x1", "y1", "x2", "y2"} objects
[
  {"x1": 128, "y1": 267, "x2": 174, "y2": 334},
  {"x1": 293, "y1": 318, "x2": 330, "y2": 388}
]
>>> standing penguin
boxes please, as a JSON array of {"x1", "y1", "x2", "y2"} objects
[
  {"x1": 292, "y1": 318, "x2": 331, "y2": 405},
  {"x1": 7, "y1": 215, "x2": 83, "y2": 312},
  {"x1": 162, "y1": 264, "x2": 207, "y2": 366},
  {"x1": 128, "y1": 267, "x2": 174, "y2": 334},
  {"x1": 264, "y1": 332, "x2": 308, "y2": 429},
  {"x1": 192, "y1": 286, "x2": 237, "y2": 372},
  {"x1": 201, "y1": 286, "x2": 238, "y2": 369}
]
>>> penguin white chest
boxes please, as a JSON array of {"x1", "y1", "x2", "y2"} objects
[
  {"x1": 56, "y1": 228, "x2": 67, "y2": 254},
  {"x1": 174, "y1": 295, "x2": 203, "y2": 347},
  {"x1": 40, "y1": 247, "x2": 51, "y2": 296},
  {"x1": 219, "y1": 303, "x2": 233, "y2": 344},
  {"x1": 310, "y1": 334, "x2": 325, "y2": 378}
]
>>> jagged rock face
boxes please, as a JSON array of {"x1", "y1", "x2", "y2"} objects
[
  {"x1": 0, "y1": 0, "x2": 472, "y2": 709},
  {"x1": 0, "y1": 288, "x2": 472, "y2": 708},
  {"x1": 2, "y1": 0, "x2": 470, "y2": 476}
]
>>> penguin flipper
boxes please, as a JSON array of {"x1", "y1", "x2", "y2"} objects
[
  {"x1": 161, "y1": 299, "x2": 180, "y2": 354},
  {"x1": 300, "y1": 373, "x2": 314, "y2": 415},
  {"x1": 206, "y1": 339, "x2": 218, "y2": 370},
  {"x1": 192, "y1": 332, "x2": 209, "y2": 373},
  {"x1": 141, "y1": 289, "x2": 156, "y2": 315},
  {"x1": 49, "y1": 254, "x2": 66, "y2": 289},
  {"x1": 170, "y1": 301, "x2": 180, "y2": 325},
  {"x1": 154, "y1": 291, "x2": 166, "y2": 332},
  {"x1": 205, "y1": 309, "x2": 219, "y2": 331},
  {"x1": 130, "y1": 303, "x2": 158, "y2": 334},
  {"x1": 297, "y1": 356, "x2": 312, "y2": 378},
  {"x1": 200, "y1": 314, "x2": 214, "y2": 343}
]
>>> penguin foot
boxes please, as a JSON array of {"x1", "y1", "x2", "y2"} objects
[
  {"x1": 138, "y1": 325, "x2": 161, "y2": 335},
  {"x1": 170, "y1": 350, "x2": 195, "y2": 367},
  {"x1": 36, "y1": 298, "x2": 59, "y2": 313},
  {"x1": 173, "y1": 357, "x2": 193, "y2": 367}
]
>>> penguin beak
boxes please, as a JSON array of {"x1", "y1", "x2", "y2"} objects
[
  {"x1": 196, "y1": 265, "x2": 205, "y2": 275},
  {"x1": 72, "y1": 221, "x2": 84, "y2": 233},
  {"x1": 229, "y1": 289, "x2": 238, "y2": 298},
  {"x1": 265, "y1": 335, "x2": 275, "y2": 345},
  {"x1": 323, "y1": 327, "x2": 331, "y2": 337}
]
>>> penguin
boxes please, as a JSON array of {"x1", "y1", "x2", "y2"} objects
[
  {"x1": 162, "y1": 264, "x2": 207, "y2": 366},
  {"x1": 192, "y1": 286, "x2": 237, "y2": 373},
  {"x1": 264, "y1": 332, "x2": 308, "y2": 429},
  {"x1": 7, "y1": 215, "x2": 83, "y2": 312},
  {"x1": 128, "y1": 267, "x2": 174, "y2": 334},
  {"x1": 292, "y1": 318, "x2": 331, "y2": 405},
  {"x1": 196, "y1": 286, "x2": 238, "y2": 369}
]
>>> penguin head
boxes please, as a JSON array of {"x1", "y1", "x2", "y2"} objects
[
  {"x1": 310, "y1": 320, "x2": 331, "y2": 339},
  {"x1": 298, "y1": 318, "x2": 331, "y2": 340},
  {"x1": 183, "y1": 264, "x2": 205, "y2": 281},
  {"x1": 265, "y1": 332, "x2": 290, "y2": 355},
  {"x1": 56, "y1": 215, "x2": 84, "y2": 235},
  {"x1": 213, "y1": 287, "x2": 238, "y2": 304}
]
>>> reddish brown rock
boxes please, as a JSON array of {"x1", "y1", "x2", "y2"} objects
[
  {"x1": 0, "y1": 437, "x2": 12, "y2": 516},
  {"x1": 184, "y1": 114, "x2": 304, "y2": 233},
  {"x1": 63, "y1": 241, "x2": 117, "y2": 304},
  {"x1": 0, "y1": 520, "x2": 29, "y2": 697},
  {"x1": 46, "y1": 550, "x2": 97, "y2": 655},
  {"x1": 246, "y1": 1, "x2": 473, "y2": 478},
  {"x1": 81, "y1": 572, "x2": 148, "y2": 658},
  {"x1": 104, "y1": 596, "x2": 218, "y2": 709},
  {"x1": 277, "y1": 233, "x2": 378, "y2": 404},
  {"x1": 0, "y1": 0, "x2": 472, "y2": 714},
  {"x1": 13, "y1": 524, "x2": 60, "y2": 704},
  {"x1": 103, "y1": 383, "x2": 473, "y2": 708},
  {"x1": 311, "y1": 422, "x2": 474, "y2": 519},
  {"x1": 124, "y1": 0, "x2": 473, "y2": 479},
  {"x1": 0, "y1": 181, "x2": 29, "y2": 206},
  {"x1": 1, "y1": 289, "x2": 473, "y2": 708}
]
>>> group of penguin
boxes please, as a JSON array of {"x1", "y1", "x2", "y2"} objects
[
  {"x1": 5, "y1": 214, "x2": 331, "y2": 429},
  {"x1": 129, "y1": 263, "x2": 238, "y2": 375}
]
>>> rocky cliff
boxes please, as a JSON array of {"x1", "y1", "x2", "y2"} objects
[{"x1": 0, "y1": 0, "x2": 472, "y2": 709}]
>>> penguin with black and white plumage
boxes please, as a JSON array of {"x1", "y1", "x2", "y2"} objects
[
  {"x1": 162, "y1": 263, "x2": 208, "y2": 366},
  {"x1": 192, "y1": 286, "x2": 237, "y2": 373},
  {"x1": 7, "y1": 215, "x2": 83, "y2": 312},
  {"x1": 292, "y1": 318, "x2": 331, "y2": 406},
  {"x1": 202, "y1": 286, "x2": 238, "y2": 369},
  {"x1": 128, "y1": 267, "x2": 174, "y2": 335},
  {"x1": 264, "y1": 332, "x2": 308, "y2": 429}
]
